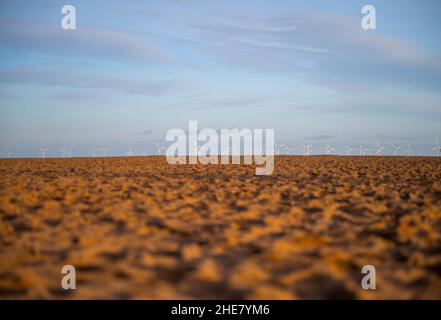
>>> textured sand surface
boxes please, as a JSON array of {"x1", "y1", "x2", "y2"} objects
[{"x1": 0, "y1": 156, "x2": 441, "y2": 299}]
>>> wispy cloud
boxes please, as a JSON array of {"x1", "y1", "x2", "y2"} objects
[
  {"x1": 0, "y1": 68, "x2": 180, "y2": 96},
  {"x1": 188, "y1": 11, "x2": 441, "y2": 90},
  {"x1": 48, "y1": 91, "x2": 97, "y2": 101},
  {"x1": 139, "y1": 129, "x2": 154, "y2": 135},
  {"x1": 0, "y1": 19, "x2": 180, "y2": 65}
]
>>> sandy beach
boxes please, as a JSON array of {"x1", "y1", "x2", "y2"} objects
[{"x1": 0, "y1": 156, "x2": 440, "y2": 299}]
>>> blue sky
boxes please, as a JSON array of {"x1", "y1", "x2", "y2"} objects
[{"x1": 0, "y1": 0, "x2": 440, "y2": 156}]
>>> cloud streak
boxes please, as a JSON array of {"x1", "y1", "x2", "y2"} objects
[
  {"x1": 0, "y1": 19, "x2": 180, "y2": 65},
  {"x1": 0, "y1": 68, "x2": 180, "y2": 96},
  {"x1": 188, "y1": 11, "x2": 441, "y2": 91}
]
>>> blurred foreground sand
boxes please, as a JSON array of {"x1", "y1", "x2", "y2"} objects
[{"x1": 0, "y1": 156, "x2": 441, "y2": 299}]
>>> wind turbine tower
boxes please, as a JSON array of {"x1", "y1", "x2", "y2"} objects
[
  {"x1": 155, "y1": 143, "x2": 166, "y2": 156},
  {"x1": 39, "y1": 148, "x2": 48, "y2": 158},
  {"x1": 392, "y1": 145, "x2": 400, "y2": 156},
  {"x1": 323, "y1": 144, "x2": 335, "y2": 155},
  {"x1": 375, "y1": 143, "x2": 385, "y2": 156},
  {"x1": 126, "y1": 147, "x2": 135, "y2": 157},
  {"x1": 99, "y1": 148, "x2": 110, "y2": 157},
  {"x1": 405, "y1": 144, "x2": 413, "y2": 156},
  {"x1": 303, "y1": 144, "x2": 312, "y2": 156},
  {"x1": 363, "y1": 146, "x2": 372, "y2": 155},
  {"x1": 433, "y1": 138, "x2": 440, "y2": 157},
  {"x1": 59, "y1": 149, "x2": 68, "y2": 158},
  {"x1": 345, "y1": 145, "x2": 353, "y2": 155},
  {"x1": 193, "y1": 144, "x2": 201, "y2": 156},
  {"x1": 4, "y1": 150, "x2": 13, "y2": 158}
]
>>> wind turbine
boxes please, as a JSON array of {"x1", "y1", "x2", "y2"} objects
[
  {"x1": 99, "y1": 147, "x2": 110, "y2": 157},
  {"x1": 59, "y1": 148, "x2": 68, "y2": 158},
  {"x1": 363, "y1": 146, "x2": 372, "y2": 156},
  {"x1": 4, "y1": 150, "x2": 14, "y2": 158},
  {"x1": 405, "y1": 144, "x2": 413, "y2": 156},
  {"x1": 392, "y1": 145, "x2": 400, "y2": 156},
  {"x1": 282, "y1": 144, "x2": 295, "y2": 155},
  {"x1": 126, "y1": 147, "x2": 135, "y2": 157},
  {"x1": 66, "y1": 148, "x2": 72, "y2": 158},
  {"x1": 89, "y1": 149, "x2": 97, "y2": 157},
  {"x1": 193, "y1": 143, "x2": 201, "y2": 156},
  {"x1": 375, "y1": 143, "x2": 385, "y2": 156},
  {"x1": 345, "y1": 145, "x2": 353, "y2": 155},
  {"x1": 433, "y1": 138, "x2": 440, "y2": 157},
  {"x1": 274, "y1": 143, "x2": 289, "y2": 155},
  {"x1": 286, "y1": 146, "x2": 296, "y2": 155},
  {"x1": 302, "y1": 144, "x2": 312, "y2": 156},
  {"x1": 155, "y1": 143, "x2": 166, "y2": 155},
  {"x1": 275, "y1": 143, "x2": 288, "y2": 155},
  {"x1": 275, "y1": 143, "x2": 281, "y2": 155},
  {"x1": 39, "y1": 148, "x2": 48, "y2": 158},
  {"x1": 322, "y1": 144, "x2": 335, "y2": 155}
]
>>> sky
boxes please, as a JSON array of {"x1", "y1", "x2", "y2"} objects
[{"x1": 0, "y1": 0, "x2": 440, "y2": 156}]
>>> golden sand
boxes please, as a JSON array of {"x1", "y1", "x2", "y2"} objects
[{"x1": 0, "y1": 156, "x2": 440, "y2": 299}]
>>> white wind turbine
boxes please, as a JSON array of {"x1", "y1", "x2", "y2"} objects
[
  {"x1": 275, "y1": 143, "x2": 281, "y2": 155},
  {"x1": 392, "y1": 144, "x2": 400, "y2": 156},
  {"x1": 39, "y1": 148, "x2": 48, "y2": 158},
  {"x1": 363, "y1": 146, "x2": 372, "y2": 156},
  {"x1": 126, "y1": 147, "x2": 135, "y2": 157},
  {"x1": 345, "y1": 145, "x2": 353, "y2": 155},
  {"x1": 283, "y1": 144, "x2": 295, "y2": 155},
  {"x1": 302, "y1": 144, "x2": 312, "y2": 156},
  {"x1": 275, "y1": 143, "x2": 288, "y2": 155},
  {"x1": 286, "y1": 146, "x2": 296, "y2": 155},
  {"x1": 4, "y1": 150, "x2": 14, "y2": 158},
  {"x1": 59, "y1": 148, "x2": 68, "y2": 158},
  {"x1": 89, "y1": 149, "x2": 97, "y2": 157},
  {"x1": 155, "y1": 143, "x2": 166, "y2": 155},
  {"x1": 433, "y1": 138, "x2": 440, "y2": 157},
  {"x1": 66, "y1": 148, "x2": 72, "y2": 158},
  {"x1": 322, "y1": 144, "x2": 335, "y2": 155},
  {"x1": 285, "y1": 145, "x2": 295, "y2": 154},
  {"x1": 193, "y1": 143, "x2": 201, "y2": 156},
  {"x1": 359, "y1": 144, "x2": 364, "y2": 156},
  {"x1": 99, "y1": 147, "x2": 110, "y2": 157},
  {"x1": 375, "y1": 143, "x2": 385, "y2": 156},
  {"x1": 405, "y1": 144, "x2": 413, "y2": 156}
]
